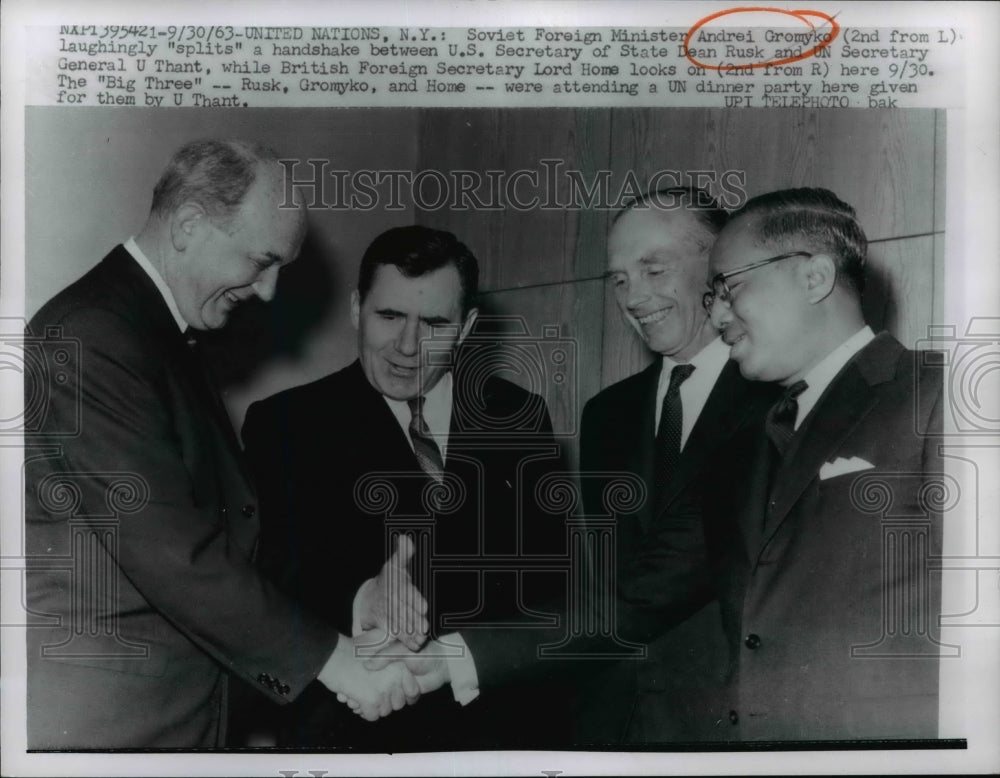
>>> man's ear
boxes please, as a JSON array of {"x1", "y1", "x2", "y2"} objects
[
  {"x1": 803, "y1": 253, "x2": 837, "y2": 304},
  {"x1": 457, "y1": 308, "x2": 479, "y2": 345},
  {"x1": 170, "y1": 202, "x2": 207, "y2": 252},
  {"x1": 350, "y1": 289, "x2": 361, "y2": 330}
]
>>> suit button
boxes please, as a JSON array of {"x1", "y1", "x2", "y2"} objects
[
  {"x1": 279, "y1": 683, "x2": 290, "y2": 695},
  {"x1": 729, "y1": 710, "x2": 739, "y2": 725},
  {"x1": 242, "y1": 504, "x2": 256, "y2": 518},
  {"x1": 257, "y1": 672, "x2": 270, "y2": 684},
  {"x1": 744, "y1": 633, "x2": 761, "y2": 649}
]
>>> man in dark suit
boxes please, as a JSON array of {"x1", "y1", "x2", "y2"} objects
[
  {"x1": 24, "y1": 140, "x2": 416, "y2": 749},
  {"x1": 572, "y1": 187, "x2": 777, "y2": 743},
  {"x1": 704, "y1": 187, "x2": 943, "y2": 739},
  {"x1": 367, "y1": 189, "x2": 776, "y2": 745},
  {"x1": 240, "y1": 225, "x2": 566, "y2": 750}
]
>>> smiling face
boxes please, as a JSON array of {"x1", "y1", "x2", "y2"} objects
[
  {"x1": 351, "y1": 262, "x2": 476, "y2": 401},
  {"x1": 708, "y1": 217, "x2": 815, "y2": 384},
  {"x1": 606, "y1": 207, "x2": 717, "y2": 362},
  {"x1": 168, "y1": 167, "x2": 304, "y2": 330}
]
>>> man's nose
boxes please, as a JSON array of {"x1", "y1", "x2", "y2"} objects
[
  {"x1": 624, "y1": 278, "x2": 650, "y2": 312},
  {"x1": 396, "y1": 318, "x2": 419, "y2": 356},
  {"x1": 252, "y1": 266, "x2": 280, "y2": 302},
  {"x1": 710, "y1": 296, "x2": 733, "y2": 329}
]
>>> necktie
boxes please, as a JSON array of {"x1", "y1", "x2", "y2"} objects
[
  {"x1": 407, "y1": 396, "x2": 445, "y2": 482},
  {"x1": 766, "y1": 380, "x2": 808, "y2": 456},
  {"x1": 654, "y1": 363, "x2": 696, "y2": 489}
]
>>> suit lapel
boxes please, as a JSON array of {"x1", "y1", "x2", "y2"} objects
[
  {"x1": 184, "y1": 339, "x2": 259, "y2": 493},
  {"x1": 106, "y1": 249, "x2": 257, "y2": 495},
  {"x1": 347, "y1": 361, "x2": 420, "y2": 470},
  {"x1": 760, "y1": 335, "x2": 900, "y2": 549},
  {"x1": 651, "y1": 361, "x2": 756, "y2": 520},
  {"x1": 628, "y1": 362, "x2": 661, "y2": 532},
  {"x1": 737, "y1": 432, "x2": 774, "y2": 562}
]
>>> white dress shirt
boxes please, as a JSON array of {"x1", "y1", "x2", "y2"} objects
[
  {"x1": 793, "y1": 326, "x2": 875, "y2": 429},
  {"x1": 654, "y1": 335, "x2": 731, "y2": 447},
  {"x1": 382, "y1": 371, "x2": 454, "y2": 459}
]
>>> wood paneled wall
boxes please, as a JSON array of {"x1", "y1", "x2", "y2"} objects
[
  {"x1": 414, "y1": 108, "x2": 944, "y2": 466},
  {"x1": 25, "y1": 107, "x2": 943, "y2": 458}
]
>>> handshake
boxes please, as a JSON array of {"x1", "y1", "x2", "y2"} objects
[{"x1": 316, "y1": 536, "x2": 458, "y2": 721}]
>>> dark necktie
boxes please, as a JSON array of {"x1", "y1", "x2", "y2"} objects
[
  {"x1": 654, "y1": 363, "x2": 696, "y2": 489},
  {"x1": 407, "y1": 396, "x2": 445, "y2": 482},
  {"x1": 765, "y1": 380, "x2": 808, "y2": 456}
]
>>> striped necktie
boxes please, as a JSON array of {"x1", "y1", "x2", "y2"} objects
[{"x1": 407, "y1": 396, "x2": 445, "y2": 482}]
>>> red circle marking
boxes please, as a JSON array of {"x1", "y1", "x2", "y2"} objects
[{"x1": 684, "y1": 7, "x2": 840, "y2": 71}]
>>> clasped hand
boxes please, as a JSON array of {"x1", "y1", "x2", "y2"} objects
[
  {"x1": 318, "y1": 536, "x2": 434, "y2": 720},
  {"x1": 317, "y1": 629, "x2": 421, "y2": 721},
  {"x1": 334, "y1": 637, "x2": 454, "y2": 717}
]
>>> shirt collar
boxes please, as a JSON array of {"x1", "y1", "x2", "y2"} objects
[
  {"x1": 795, "y1": 325, "x2": 875, "y2": 428},
  {"x1": 124, "y1": 237, "x2": 188, "y2": 333},
  {"x1": 658, "y1": 334, "x2": 729, "y2": 388},
  {"x1": 655, "y1": 336, "x2": 731, "y2": 445}
]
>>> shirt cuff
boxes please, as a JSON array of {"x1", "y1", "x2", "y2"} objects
[
  {"x1": 440, "y1": 632, "x2": 479, "y2": 706},
  {"x1": 352, "y1": 578, "x2": 377, "y2": 637}
]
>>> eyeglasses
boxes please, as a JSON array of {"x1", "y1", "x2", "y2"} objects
[{"x1": 702, "y1": 251, "x2": 812, "y2": 312}]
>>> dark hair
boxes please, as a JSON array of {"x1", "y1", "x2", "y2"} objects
[
  {"x1": 730, "y1": 187, "x2": 868, "y2": 294},
  {"x1": 357, "y1": 226, "x2": 479, "y2": 317},
  {"x1": 150, "y1": 139, "x2": 280, "y2": 231},
  {"x1": 614, "y1": 186, "x2": 729, "y2": 252}
]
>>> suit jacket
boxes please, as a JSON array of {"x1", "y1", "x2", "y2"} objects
[
  {"x1": 239, "y1": 359, "x2": 567, "y2": 750},
  {"x1": 575, "y1": 357, "x2": 776, "y2": 744},
  {"x1": 464, "y1": 357, "x2": 777, "y2": 745},
  {"x1": 709, "y1": 332, "x2": 944, "y2": 740},
  {"x1": 24, "y1": 247, "x2": 339, "y2": 749}
]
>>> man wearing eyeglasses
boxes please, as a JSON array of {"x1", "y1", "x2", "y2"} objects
[
  {"x1": 704, "y1": 187, "x2": 944, "y2": 739},
  {"x1": 568, "y1": 186, "x2": 778, "y2": 742}
]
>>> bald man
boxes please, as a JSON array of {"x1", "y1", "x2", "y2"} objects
[{"x1": 25, "y1": 140, "x2": 415, "y2": 748}]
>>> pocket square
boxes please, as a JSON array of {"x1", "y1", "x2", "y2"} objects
[{"x1": 820, "y1": 456, "x2": 875, "y2": 480}]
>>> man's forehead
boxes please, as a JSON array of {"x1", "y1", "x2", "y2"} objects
[
  {"x1": 614, "y1": 203, "x2": 700, "y2": 232},
  {"x1": 608, "y1": 207, "x2": 704, "y2": 264},
  {"x1": 232, "y1": 177, "x2": 305, "y2": 252},
  {"x1": 710, "y1": 219, "x2": 761, "y2": 269},
  {"x1": 367, "y1": 263, "x2": 463, "y2": 310}
]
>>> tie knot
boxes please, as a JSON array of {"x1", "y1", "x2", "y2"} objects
[
  {"x1": 772, "y1": 379, "x2": 808, "y2": 419},
  {"x1": 408, "y1": 396, "x2": 429, "y2": 434},
  {"x1": 667, "y1": 363, "x2": 695, "y2": 394},
  {"x1": 781, "y1": 379, "x2": 808, "y2": 404},
  {"x1": 766, "y1": 379, "x2": 808, "y2": 455}
]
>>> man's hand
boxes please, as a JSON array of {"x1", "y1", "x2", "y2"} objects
[
  {"x1": 356, "y1": 535, "x2": 429, "y2": 651},
  {"x1": 364, "y1": 637, "x2": 454, "y2": 696},
  {"x1": 317, "y1": 631, "x2": 421, "y2": 721}
]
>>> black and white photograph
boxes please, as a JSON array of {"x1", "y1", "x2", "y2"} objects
[{"x1": 2, "y1": 2, "x2": 998, "y2": 776}]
